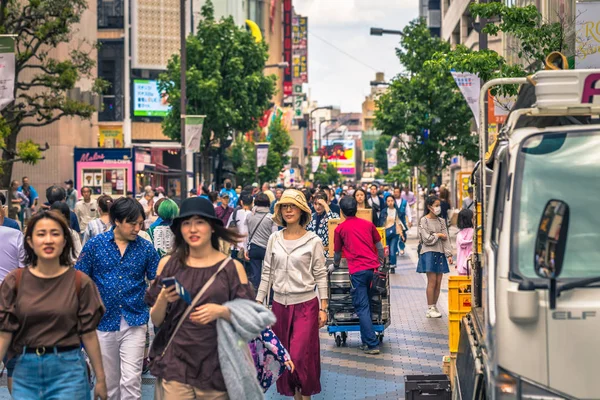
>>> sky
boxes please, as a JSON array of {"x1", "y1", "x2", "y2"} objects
[{"x1": 293, "y1": 0, "x2": 420, "y2": 113}]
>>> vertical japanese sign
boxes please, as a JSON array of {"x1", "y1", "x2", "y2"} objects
[
  {"x1": 185, "y1": 116, "x2": 205, "y2": 154},
  {"x1": 292, "y1": 14, "x2": 308, "y2": 85},
  {"x1": 0, "y1": 36, "x2": 16, "y2": 111},
  {"x1": 283, "y1": 0, "x2": 293, "y2": 96},
  {"x1": 256, "y1": 143, "x2": 270, "y2": 167},
  {"x1": 576, "y1": 2, "x2": 600, "y2": 68},
  {"x1": 450, "y1": 70, "x2": 480, "y2": 127}
]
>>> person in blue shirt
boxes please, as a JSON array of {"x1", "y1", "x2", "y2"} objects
[
  {"x1": 76, "y1": 197, "x2": 159, "y2": 399},
  {"x1": 17, "y1": 176, "x2": 39, "y2": 222},
  {"x1": 219, "y1": 178, "x2": 238, "y2": 207},
  {"x1": 0, "y1": 193, "x2": 21, "y2": 230}
]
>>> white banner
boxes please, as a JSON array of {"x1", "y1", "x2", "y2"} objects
[
  {"x1": 451, "y1": 70, "x2": 481, "y2": 127},
  {"x1": 0, "y1": 36, "x2": 16, "y2": 111},
  {"x1": 387, "y1": 148, "x2": 397, "y2": 171},
  {"x1": 185, "y1": 116, "x2": 205, "y2": 154},
  {"x1": 576, "y1": 2, "x2": 600, "y2": 68},
  {"x1": 311, "y1": 156, "x2": 321, "y2": 173},
  {"x1": 256, "y1": 142, "x2": 269, "y2": 167}
]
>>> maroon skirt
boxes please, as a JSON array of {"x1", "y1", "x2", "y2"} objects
[{"x1": 272, "y1": 297, "x2": 322, "y2": 396}]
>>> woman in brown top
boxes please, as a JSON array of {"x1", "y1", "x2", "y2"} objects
[
  {"x1": 0, "y1": 210, "x2": 107, "y2": 399},
  {"x1": 145, "y1": 197, "x2": 254, "y2": 399}
]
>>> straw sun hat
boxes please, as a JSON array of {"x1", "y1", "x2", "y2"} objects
[{"x1": 272, "y1": 189, "x2": 312, "y2": 227}]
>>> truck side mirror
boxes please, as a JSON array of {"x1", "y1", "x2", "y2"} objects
[{"x1": 534, "y1": 200, "x2": 569, "y2": 280}]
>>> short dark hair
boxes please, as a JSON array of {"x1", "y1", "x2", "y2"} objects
[
  {"x1": 109, "y1": 197, "x2": 145, "y2": 225},
  {"x1": 254, "y1": 193, "x2": 270, "y2": 207},
  {"x1": 208, "y1": 191, "x2": 219, "y2": 203},
  {"x1": 458, "y1": 209, "x2": 474, "y2": 230},
  {"x1": 46, "y1": 185, "x2": 66, "y2": 203},
  {"x1": 313, "y1": 191, "x2": 328, "y2": 202},
  {"x1": 50, "y1": 201, "x2": 71, "y2": 222},
  {"x1": 340, "y1": 196, "x2": 357, "y2": 217},
  {"x1": 97, "y1": 195, "x2": 114, "y2": 214},
  {"x1": 0, "y1": 192, "x2": 5, "y2": 206},
  {"x1": 81, "y1": 186, "x2": 92, "y2": 194},
  {"x1": 240, "y1": 193, "x2": 253, "y2": 207},
  {"x1": 24, "y1": 210, "x2": 76, "y2": 267},
  {"x1": 424, "y1": 195, "x2": 440, "y2": 215}
]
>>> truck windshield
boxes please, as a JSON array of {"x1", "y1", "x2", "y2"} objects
[{"x1": 515, "y1": 131, "x2": 600, "y2": 279}]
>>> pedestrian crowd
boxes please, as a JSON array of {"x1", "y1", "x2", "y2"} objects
[{"x1": 0, "y1": 175, "x2": 473, "y2": 399}]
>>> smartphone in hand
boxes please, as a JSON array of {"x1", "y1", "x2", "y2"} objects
[{"x1": 162, "y1": 277, "x2": 192, "y2": 305}]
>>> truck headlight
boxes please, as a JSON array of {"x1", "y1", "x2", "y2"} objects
[{"x1": 495, "y1": 367, "x2": 568, "y2": 400}]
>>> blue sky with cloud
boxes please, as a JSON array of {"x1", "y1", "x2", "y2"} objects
[{"x1": 293, "y1": 0, "x2": 419, "y2": 112}]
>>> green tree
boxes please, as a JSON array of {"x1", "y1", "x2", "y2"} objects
[
  {"x1": 374, "y1": 135, "x2": 392, "y2": 174},
  {"x1": 227, "y1": 135, "x2": 255, "y2": 187},
  {"x1": 426, "y1": 4, "x2": 571, "y2": 95},
  {"x1": 314, "y1": 163, "x2": 341, "y2": 186},
  {"x1": 258, "y1": 118, "x2": 292, "y2": 184},
  {"x1": 384, "y1": 163, "x2": 411, "y2": 187},
  {"x1": 160, "y1": 0, "x2": 276, "y2": 184},
  {"x1": 0, "y1": 0, "x2": 107, "y2": 186},
  {"x1": 375, "y1": 19, "x2": 476, "y2": 187}
]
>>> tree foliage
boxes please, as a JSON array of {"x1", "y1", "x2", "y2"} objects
[
  {"x1": 227, "y1": 135, "x2": 255, "y2": 187},
  {"x1": 426, "y1": 3, "x2": 570, "y2": 95},
  {"x1": 160, "y1": 0, "x2": 276, "y2": 183},
  {"x1": 375, "y1": 19, "x2": 476, "y2": 185},
  {"x1": 374, "y1": 135, "x2": 392, "y2": 174},
  {"x1": 0, "y1": 0, "x2": 107, "y2": 186},
  {"x1": 258, "y1": 118, "x2": 292, "y2": 184},
  {"x1": 384, "y1": 163, "x2": 411, "y2": 187},
  {"x1": 314, "y1": 163, "x2": 342, "y2": 186}
]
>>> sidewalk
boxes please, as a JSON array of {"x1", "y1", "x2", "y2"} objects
[{"x1": 0, "y1": 228, "x2": 455, "y2": 399}]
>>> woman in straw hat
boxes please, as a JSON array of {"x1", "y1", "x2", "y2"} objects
[{"x1": 256, "y1": 189, "x2": 328, "y2": 399}]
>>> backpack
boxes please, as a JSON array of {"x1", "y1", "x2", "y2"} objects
[{"x1": 228, "y1": 208, "x2": 240, "y2": 229}]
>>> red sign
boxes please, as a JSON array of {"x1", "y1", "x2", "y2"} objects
[{"x1": 283, "y1": 0, "x2": 293, "y2": 96}]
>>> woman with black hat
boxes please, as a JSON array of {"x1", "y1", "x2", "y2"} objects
[
  {"x1": 145, "y1": 197, "x2": 254, "y2": 399},
  {"x1": 256, "y1": 189, "x2": 328, "y2": 399}
]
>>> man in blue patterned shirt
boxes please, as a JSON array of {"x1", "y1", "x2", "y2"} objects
[{"x1": 76, "y1": 197, "x2": 159, "y2": 400}]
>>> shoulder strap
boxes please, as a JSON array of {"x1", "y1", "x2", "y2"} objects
[
  {"x1": 248, "y1": 213, "x2": 268, "y2": 244},
  {"x1": 161, "y1": 257, "x2": 231, "y2": 357}
]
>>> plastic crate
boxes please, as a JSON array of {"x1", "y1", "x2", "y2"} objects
[
  {"x1": 377, "y1": 227, "x2": 386, "y2": 248},
  {"x1": 448, "y1": 276, "x2": 472, "y2": 313},
  {"x1": 405, "y1": 375, "x2": 451, "y2": 400},
  {"x1": 449, "y1": 310, "x2": 468, "y2": 353}
]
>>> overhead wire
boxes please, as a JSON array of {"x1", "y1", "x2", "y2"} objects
[{"x1": 309, "y1": 32, "x2": 381, "y2": 73}]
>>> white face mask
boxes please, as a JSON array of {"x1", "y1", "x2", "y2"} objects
[{"x1": 432, "y1": 206, "x2": 441, "y2": 216}]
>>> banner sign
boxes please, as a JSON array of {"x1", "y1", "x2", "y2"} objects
[
  {"x1": 576, "y1": 2, "x2": 600, "y2": 68},
  {"x1": 99, "y1": 125, "x2": 124, "y2": 148},
  {"x1": 0, "y1": 36, "x2": 16, "y2": 111},
  {"x1": 311, "y1": 156, "x2": 321, "y2": 173},
  {"x1": 292, "y1": 14, "x2": 308, "y2": 85},
  {"x1": 185, "y1": 116, "x2": 205, "y2": 154},
  {"x1": 451, "y1": 70, "x2": 481, "y2": 127},
  {"x1": 387, "y1": 147, "x2": 398, "y2": 171},
  {"x1": 283, "y1": 0, "x2": 293, "y2": 96},
  {"x1": 256, "y1": 142, "x2": 269, "y2": 168},
  {"x1": 323, "y1": 140, "x2": 356, "y2": 176}
]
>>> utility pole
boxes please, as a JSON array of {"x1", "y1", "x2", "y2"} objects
[{"x1": 179, "y1": 0, "x2": 187, "y2": 202}]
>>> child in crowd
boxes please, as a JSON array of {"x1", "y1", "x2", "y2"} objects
[{"x1": 456, "y1": 209, "x2": 474, "y2": 275}]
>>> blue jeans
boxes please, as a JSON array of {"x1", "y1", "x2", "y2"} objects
[
  {"x1": 387, "y1": 234, "x2": 399, "y2": 266},
  {"x1": 398, "y1": 229, "x2": 407, "y2": 252},
  {"x1": 350, "y1": 270, "x2": 379, "y2": 349},
  {"x1": 12, "y1": 348, "x2": 91, "y2": 400},
  {"x1": 248, "y1": 244, "x2": 267, "y2": 291}
]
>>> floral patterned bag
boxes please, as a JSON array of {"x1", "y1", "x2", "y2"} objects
[{"x1": 249, "y1": 328, "x2": 290, "y2": 393}]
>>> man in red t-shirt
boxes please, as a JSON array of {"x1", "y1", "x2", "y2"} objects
[{"x1": 333, "y1": 196, "x2": 384, "y2": 355}]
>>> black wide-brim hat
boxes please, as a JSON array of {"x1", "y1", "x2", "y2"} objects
[{"x1": 170, "y1": 197, "x2": 223, "y2": 233}]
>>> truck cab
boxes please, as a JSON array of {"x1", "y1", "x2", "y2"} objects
[{"x1": 454, "y1": 69, "x2": 600, "y2": 399}]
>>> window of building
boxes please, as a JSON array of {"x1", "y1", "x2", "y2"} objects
[{"x1": 248, "y1": 0, "x2": 265, "y2": 32}]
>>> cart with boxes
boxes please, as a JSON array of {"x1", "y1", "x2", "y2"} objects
[{"x1": 324, "y1": 210, "x2": 391, "y2": 347}]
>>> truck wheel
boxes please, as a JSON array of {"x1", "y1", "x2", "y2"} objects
[
  {"x1": 341, "y1": 331, "x2": 347, "y2": 344},
  {"x1": 335, "y1": 335, "x2": 342, "y2": 347}
]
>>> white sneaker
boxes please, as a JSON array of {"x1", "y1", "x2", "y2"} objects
[{"x1": 426, "y1": 306, "x2": 442, "y2": 318}]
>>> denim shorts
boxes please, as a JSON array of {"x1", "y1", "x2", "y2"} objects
[{"x1": 12, "y1": 348, "x2": 91, "y2": 400}]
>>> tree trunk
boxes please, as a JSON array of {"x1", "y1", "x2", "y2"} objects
[{"x1": 1, "y1": 129, "x2": 18, "y2": 188}]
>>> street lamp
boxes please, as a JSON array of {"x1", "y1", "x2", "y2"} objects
[
  {"x1": 318, "y1": 119, "x2": 338, "y2": 155},
  {"x1": 370, "y1": 27, "x2": 404, "y2": 36},
  {"x1": 264, "y1": 62, "x2": 289, "y2": 69},
  {"x1": 179, "y1": 0, "x2": 188, "y2": 201},
  {"x1": 309, "y1": 106, "x2": 333, "y2": 154}
]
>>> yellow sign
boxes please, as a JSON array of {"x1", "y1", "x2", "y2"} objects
[{"x1": 99, "y1": 125, "x2": 124, "y2": 148}]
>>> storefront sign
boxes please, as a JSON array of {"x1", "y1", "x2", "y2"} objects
[
  {"x1": 256, "y1": 142, "x2": 269, "y2": 167},
  {"x1": 185, "y1": 115, "x2": 205, "y2": 154},
  {"x1": 0, "y1": 36, "x2": 16, "y2": 111},
  {"x1": 283, "y1": 0, "x2": 293, "y2": 96},
  {"x1": 451, "y1": 70, "x2": 480, "y2": 127},
  {"x1": 74, "y1": 148, "x2": 135, "y2": 196},
  {"x1": 292, "y1": 14, "x2": 308, "y2": 85},
  {"x1": 576, "y1": 2, "x2": 600, "y2": 68},
  {"x1": 99, "y1": 125, "x2": 124, "y2": 148}
]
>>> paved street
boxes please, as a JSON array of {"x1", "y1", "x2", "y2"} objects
[{"x1": 0, "y1": 228, "x2": 453, "y2": 399}]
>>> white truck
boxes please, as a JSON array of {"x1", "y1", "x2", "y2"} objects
[{"x1": 453, "y1": 68, "x2": 600, "y2": 399}]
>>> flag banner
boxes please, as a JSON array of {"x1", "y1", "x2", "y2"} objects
[
  {"x1": 451, "y1": 70, "x2": 481, "y2": 127},
  {"x1": 256, "y1": 142, "x2": 269, "y2": 167},
  {"x1": 0, "y1": 36, "x2": 16, "y2": 111},
  {"x1": 311, "y1": 155, "x2": 321, "y2": 173},
  {"x1": 387, "y1": 148, "x2": 398, "y2": 171},
  {"x1": 185, "y1": 116, "x2": 205, "y2": 154}
]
